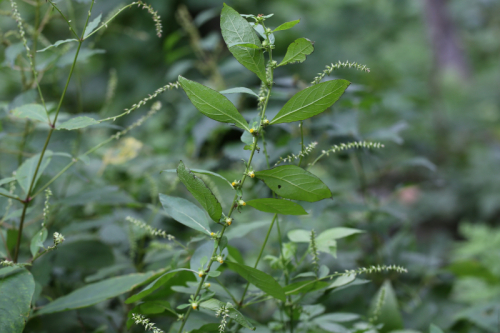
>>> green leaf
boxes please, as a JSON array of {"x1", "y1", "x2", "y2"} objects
[
  {"x1": 278, "y1": 38, "x2": 314, "y2": 67},
  {"x1": 162, "y1": 168, "x2": 233, "y2": 188},
  {"x1": 0, "y1": 268, "x2": 35, "y2": 333},
  {"x1": 16, "y1": 150, "x2": 53, "y2": 194},
  {"x1": 430, "y1": 325, "x2": 444, "y2": 333},
  {"x1": 328, "y1": 273, "x2": 356, "y2": 289},
  {"x1": 254, "y1": 165, "x2": 332, "y2": 202},
  {"x1": 0, "y1": 177, "x2": 15, "y2": 186},
  {"x1": 220, "y1": 87, "x2": 259, "y2": 98},
  {"x1": 30, "y1": 227, "x2": 48, "y2": 257},
  {"x1": 36, "y1": 272, "x2": 156, "y2": 315},
  {"x1": 225, "y1": 261, "x2": 286, "y2": 301},
  {"x1": 227, "y1": 42, "x2": 261, "y2": 49},
  {"x1": 159, "y1": 193, "x2": 211, "y2": 234},
  {"x1": 221, "y1": 4, "x2": 267, "y2": 82},
  {"x1": 225, "y1": 220, "x2": 268, "y2": 240},
  {"x1": 11, "y1": 103, "x2": 49, "y2": 123},
  {"x1": 125, "y1": 268, "x2": 195, "y2": 304},
  {"x1": 83, "y1": 13, "x2": 102, "y2": 39},
  {"x1": 178, "y1": 76, "x2": 249, "y2": 131},
  {"x1": 270, "y1": 80, "x2": 350, "y2": 124},
  {"x1": 316, "y1": 227, "x2": 364, "y2": 242},
  {"x1": 246, "y1": 198, "x2": 308, "y2": 215},
  {"x1": 273, "y1": 19, "x2": 300, "y2": 32},
  {"x1": 369, "y1": 280, "x2": 403, "y2": 333},
  {"x1": 37, "y1": 39, "x2": 78, "y2": 53},
  {"x1": 0, "y1": 188, "x2": 18, "y2": 200},
  {"x1": 200, "y1": 299, "x2": 256, "y2": 330},
  {"x1": 57, "y1": 116, "x2": 99, "y2": 130},
  {"x1": 177, "y1": 161, "x2": 222, "y2": 222},
  {"x1": 284, "y1": 280, "x2": 330, "y2": 295}
]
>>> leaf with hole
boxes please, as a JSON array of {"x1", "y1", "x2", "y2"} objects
[
  {"x1": 159, "y1": 194, "x2": 211, "y2": 234},
  {"x1": 177, "y1": 161, "x2": 222, "y2": 222},
  {"x1": 278, "y1": 38, "x2": 314, "y2": 67},
  {"x1": 270, "y1": 80, "x2": 350, "y2": 124},
  {"x1": 221, "y1": 4, "x2": 266, "y2": 82},
  {"x1": 255, "y1": 165, "x2": 331, "y2": 202},
  {"x1": 246, "y1": 198, "x2": 308, "y2": 215},
  {"x1": 178, "y1": 76, "x2": 249, "y2": 131}
]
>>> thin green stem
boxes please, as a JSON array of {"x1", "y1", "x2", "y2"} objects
[
  {"x1": 298, "y1": 121, "x2": 304, "y2": 167},
  {"x1": 0, "y1": 192, "x2": 23, "y2": 202},
  {"x1": 46, "y1": 0, "x2": 79, "y2": 39}
]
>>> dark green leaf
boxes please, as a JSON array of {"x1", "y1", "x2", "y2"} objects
[
  {"x1": 369, "y1": 280, "x2": 403, "y2": 333},
  {"x1": 220, "y1": 87, "x2": 259, "y2": 98},
  {"x1": 30, "y1": 227, "x2": 48, "y2": 257},
  {"x1": 16, "y1": 150, "x2": 53, "y2": 194},
  {"x1": 225, "y1": 261, "x2": 286, "y2": 301},
  {"x1": 36, "y1": 272, "x2": 157, "y2": 315},
  {"x1": 255, "y1": 165, "x2": 332, "y2": 202},
  {"x1": 246, "y1": 198, "x2": 308, "y2": 215},
  {"x1": 57, "y1": 116, "x2": 99, "y2": 130},
  {"x1": 159, "y1": 193, "x2": 211, "y2": 234},
  {"x1": 177, "y1": 161, "x2": 222, "y2": 222},
  {"x1": 178, "y1": 76, "x2": 249, "y2": 131},
  {"x1": 221, "y1": 4, "x2": 266, "y2": 82},
  {"x1": 278, "y1": 38, "x2": 314, "y2": 67},
  {"x1": 270, "y1": 80, "x2": 350, "y2": 124},
  {"x1": 11, "y1": 103, "x2": 49, "y2": 123},
  {"x1": 273, "y1": 19, "x2": 300, "y2": 32},
  {"x1": 0, "y1": 268, "x2": 35, "y2": 333},
  {"x1": 37, "y1": 39, "x2": 78, "y2": 53}
]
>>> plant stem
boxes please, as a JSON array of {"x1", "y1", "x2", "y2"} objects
[{"x1": 298, "y1": 121, "x2": 304, "y2": 167}]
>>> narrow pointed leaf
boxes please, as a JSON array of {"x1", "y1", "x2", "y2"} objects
[
  {"x1": 246, "y1": 198, "x2": 308, "y2": 215},
  {"x1": 178, "y1": 76, "x2": 249, "y2": 131},
  {"x1": 37, "y1": 38, "x2": 78, "y2": 53},
  {"x1": 270, "y1": 80, "x2": 350, "y2": 124},
  {"x1": 220, "y1": 87, "x2": 259, "y2": 98},
  {"x1": 159, "y1": 194, "x2": 211, "y2": 234},
  {"x1": 273, "y1": 19, "x2": 300, "y2": 32},
  {"x1": 162, "y1": 168, "x2": 233, "y2": 188},
  {"x1": 0, "y1": 177, "x2": 15, "y2": 186},
  {"x1": 254, "y1": 165, "x2": 331, "y2": 202},
  {"x1": 84, "y1": 13, "x2": 102, "y2": 39},
  {"x1": 16, "y1": 150, "x2": 53, "y2": 194},
  {"x1": 225, "y1": 261, "x2": 286, "y2": 301},
  {"x1": 0, "y1": 268, "x2": 35, "y2": 333},
  {"x1": 57, "y1": 116, "x2": 99, "y2": 130},
  {"x1": 36, "y1": 272, "x2": 156, "y2": 315},
  {"x1": 177, "y1": 161, "x2": 222, "y2": 222},
  {"x1": 278, "y1": 38, "x2": 314, "y2": 67},
  {"x1": 221, "y1": 4, "x2": 267, "y2": 82},
  {"x1": 369, "y1": 280, "x2": 404, "y2": 332},
  {"x1": 11, "y1": 103, "x2": 49, "y2": 123}
]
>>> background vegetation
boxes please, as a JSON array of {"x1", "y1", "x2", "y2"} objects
[{"x1": 1, "y1": 0, "x2": 499, "y2": 332}]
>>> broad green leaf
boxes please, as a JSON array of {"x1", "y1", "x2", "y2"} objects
[
  {"x1": 16, "y1": 150, "x2": 53, "y2": 194},
  {"x1": 57, "y1": 116, "x2": 99, "y2": 130},
  {"x1": 328, "y1": 274, "x2": 356, "y2": 289},
  {"x1": 11, "y1": 103, "x2": 49, "y2": 123},
  {"x1": 225, "y1": 261, "x2": 286, "y2": 301},
  {"x1": 287, "y1": 229, "x2": 311, "y2": 243},
  {"x1": 270, "y1": 80, "x2": 350, "y2": 124},
  {"x1": 159, "y1": 193, "x2": 211, "y2": 234},
  {"x1": 278, "y1": 38, "x2": 314, "y2": 67},
  {"x1": 30, "y1": 227, "x2": 48, "y2": 257},
  {"x1": 162, "y1": 168, "x2": 233, "y2": 188},
  {"x1": 0, "y1": 268, "x2": 35, "y2": 333},
  {"x1": 37, "y1": 39, "x2": 78, "y2": 53},
  {"x1": 369, "y1": 280, "x2": 403, "y2": 333},
  {"x1": 178, "y1": 76, "x2": 249, "y2": 131},
  {"x1": 125, "y1": 268, "x2": 195, "y2": 304},
  {"x1": 273, "y1": 19, "x2": 300, "y2": 32},
  {"x1": 255, "y1": 165, "x2": 332, "y2": 202},
  {"x1": 200, "y1": 299, "x2": 255, "y2": 330},
  {"x1": 177, "y1": 161, "x2": 222, "y2": 222},
  {"x1": 429, "y1": 324, "x2": 444, "y2": 333},
  {"x1": 83, "y1": 13, "x2": 102, "y2": 39},
  {"x1": 246, "y1": 198, "x2": 308, "y2": 215},
  {"x1": 220, "y1": 87, "x2": 259, "y2": 98},
  {"x1": 316, "y1": 227, "x2": 363, "y2": 242},
  {"x1": 227, "y1": 42, "x2": 261, "y2": 49},
  {"x1": 36, "y1": 272, "x2": 156, "y2": 315},
  {"x1": 225, "y1": 220, "x2": 268, "y2": 240},
  {"x1": 221, "y1": 4, "x2": 267, "y2": 82}
]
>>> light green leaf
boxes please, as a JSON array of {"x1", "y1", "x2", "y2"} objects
[
  {"x1": 270, "y1": 80, "x2": 350, "y2": 124},
  {"x1": 221, "y1": 4, "x2": 267, "y2": 82},
  {"x1": 287, "y1": 229, "x2": 311, "y2": 243},
  {"x1": 0, "y1": 177, "x2": 16, "y2": 186},
  {"x1": 255, "y1": 165, "x2": 332, "y2": 202},
  {"x1": 225, "y1": 261, "x2": 286, "y2": 301},
  {"x1": 200, "y1": 299, "x2": 255, "y2": 330},
  {"x1": 273, "y1": 19, "x2": 300, "y2": 32},
  {"x1": 159, "y1": 194, "x2": 211, "y2": 234},
  {"x1": 328, "y1": 274, "x2": 356, "y2": 289},
  {"x1": 246, "y1": 198, "x2": 308, "y2": 215},
  {"x1": 429, "y1": 324, "x2": 444, "y2": 333},
  {"x1": 36, "y1": 272, "x2": 156, "y2": 315},
  {"x1": 178, "y1": 76, "x2": 250, "y2": 131},
  {"x1": 220, "y1": 87, "x2": 259, "y2": 98},
  {"x1": 0, "y1": 268, "x2": 35, "y2": 333},
  {"x1": 0, "y1": 188, "x2": 18, "y2": 200},
  {"x1": 278, "y1": 38, "x2": 314, "y2": 67},
  {"x1": 37, "y1": 39, "x2": 78, "y2": 53},
  {"x1": 177, "y1": 161, "x2": 222, "y2": 222},
  {"x1": 162, "y1": 168, "x2": 233, "y2": 188},
  {"x1": 84, "y1": 13, "x2": 102, "y2": 39},
  {"x1": 369, "y1": 280, "x2": 404, "y2": 333},
  {"x1": 125, "y1": 268, "x2": 195, "y2": 304},
  {"x1": 16, "y1": 150, "x2": 53, "y2": 194},
  {"x1": 57, "y1": 116, "x2": 99, "y2": 130},
  {"x1": 30, "y1": 227, "x2": 48, "y2": 257},
  {"x1": 5, "y1": 42, "x2": 24, "y2": 67},
  {"x1": 316, "y1": 227, "x2": 364, "y2": 241},
  {"x1": 227, "y1": 42, "x2": 261, "y2": 49},
  {"x1": 11, "y1": 103, "x2": 49, "y2": 123},
  {"x1": 225, "y1": 220, "x2": 268, "y2": 240}
]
